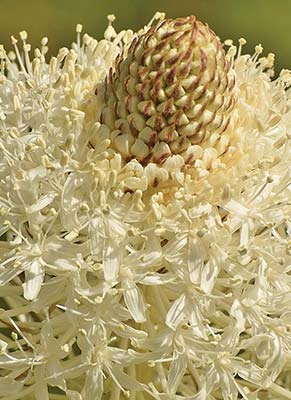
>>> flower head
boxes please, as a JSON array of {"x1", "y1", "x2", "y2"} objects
[{"x1": 1, "y1": 12, "x2": 291, "y2": 400}]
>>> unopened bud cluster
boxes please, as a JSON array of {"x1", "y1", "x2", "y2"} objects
[
  {"x1": 101, "y1": 16, "x2": 236, "y2": 166},
  {"x1": 2, "y1": 13, "x2": 291, "y2": 400}
]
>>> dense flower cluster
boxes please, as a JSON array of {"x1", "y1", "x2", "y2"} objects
[{"x1": 1, "y1": 12, "x2": 291, "y2": 400}]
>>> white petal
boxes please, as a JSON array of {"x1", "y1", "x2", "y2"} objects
[
  {"x1": 32, "y1": 276, "x2": 67, "y2": 310},
  {"x1": 47, "y1": 359, "x2": 66, "y2": 390},
  {"x1": 164, "y1": 235, "x2": 188, "y2": 262},
  {"x1": 81, "y1": 365, "x2": 103, "y2": 400},
  {"x1": 240, "y1": 221, "x2": 249, "y2": 249},
  {"x1": 265, "y1": 333, "x2": 285, "y2": 382},
  {"x1": 230, "y1": 299, "x2": 245, "y2": 331},
  {"x1": 188, "y1": 237, "x2": 206, "y2": 284},
  {"x1": 0, "y1": 339, "x2": 8, "y2": 352},
  {"x1": 188, "y1": 202, "x2": 212, "y2": 218},
  {"x1": 107, "y1": 215, "x2": 127, "y2": 237},
  {"x1": 0, "y1": 260, "x2": 25, "y2": 285},
  {"x1": 220, "y1": 368, "x2": 238, "y2": 400},
  {"x1": 200, "y1": 257, "x2": 219, "y2": 294},
  {"x1": 26, "y1": 192, "x2": 56, "y2": 213},
  {"x1": 88, "y1": 217, "x2": 104, "y2": 257},
  {"x1": 106, "y1": 363, "x2": 146, "y2": 391},
  {"x1": 61, "y1": 173, "x2": 84, "y2": 231},
  {"x1": 167, "y1": 355, "x2": 187, "y2": 395},
  {"x1": 0, "y1": 376, "x2": 23, "y2": 395},
  {"x1": 188, "y1": 299, "x2": 208, "y2": 339},
  {"x1": 34, "y1": 365, "x2": 49, "y2": 400},
  {"x1": 190, "y1": 383, "x2": 208, "y2": 400},
  {"x1": 234, "y1": 360, "x2": 265, "y2": 385},
  {"x1": 141, "y1": 234, "x2": 162, "y2": 266},
  {"x1": 223, "y1": 199, "x2": 249, "y2": 217},
  {"x1": 123, "y1": 279, "x2": 147, "y2": 323},
  {"x1": 103, "y1": 241, "x2": 120, "y2": 283},
  {"x1": 66, "y1": 390, "x2": 83, "y2": 400},
  {"x1": 141, "y1": 274, "x2": 174, "y2": 285},
  {"x1": 166, "y1": 293, "x2": 187, "y2": 330},
  {"x1": 24, "y1": 259, "x2": 44, "y2": 300}
]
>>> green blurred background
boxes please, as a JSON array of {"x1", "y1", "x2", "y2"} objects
[{"x1": 0, "y1": 0, "x2": 290, "y2": 72}]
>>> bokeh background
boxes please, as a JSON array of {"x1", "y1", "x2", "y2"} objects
[{"x1": 0, "y1": 0, "x2": 290, "y2": 73}]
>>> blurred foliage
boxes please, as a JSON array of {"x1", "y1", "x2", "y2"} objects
[{"x1": 0, "y1": 0, "x2": 290, "y2": 72}]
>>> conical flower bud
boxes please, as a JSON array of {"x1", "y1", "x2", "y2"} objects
[{"x1": 101, "y1": 15, "x2": 236, "y2": 166}]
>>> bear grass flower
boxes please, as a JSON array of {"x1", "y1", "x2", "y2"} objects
[{"x1": 1, "y1": 10, "x2": 291, "y2": 400}]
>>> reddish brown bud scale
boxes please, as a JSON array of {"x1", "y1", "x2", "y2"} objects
[{"x1": 100, "y1": 15, "x2": 236, "y2": 166}]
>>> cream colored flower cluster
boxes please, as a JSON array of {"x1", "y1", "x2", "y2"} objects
[{"x1": 1, "y1": 12, "x2": 291, "y2": 400}]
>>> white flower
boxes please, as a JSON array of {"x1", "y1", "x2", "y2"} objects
[{"x1": 2, "y1": 11, "x2": 291, "y2": 400}]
